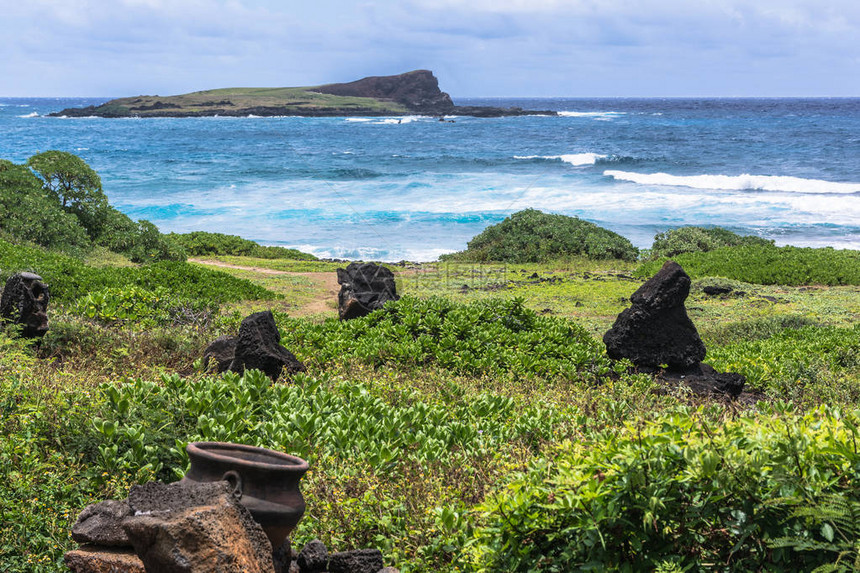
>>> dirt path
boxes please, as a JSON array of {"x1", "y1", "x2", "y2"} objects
[{"x1": 189, "y1": 258, "x2": 340, "y2": 316}]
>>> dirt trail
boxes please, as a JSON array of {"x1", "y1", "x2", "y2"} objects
[{"x1": 189, "y1": 258, "x2": 339, "y2": 316}]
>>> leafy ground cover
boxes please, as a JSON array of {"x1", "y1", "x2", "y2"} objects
[
  {"x1": 2, "y1": 240, "x2": 860, "y2": 572},
  {"x1": 638, "y1": 245, "x2": 860, "y2": 286}
]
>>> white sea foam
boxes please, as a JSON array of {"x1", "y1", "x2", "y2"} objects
[
  {"x1": 18, "y1": 112, "x2": 39, "y2": 118},
  {"x1": 604, "y1": 170, "x2": 860, "y2": 195},
  {"x1": 514, "y1": 153, "x2": 606, "y2": 166},
  {"x1": 558, "y1": 111, "x2": 625, "y2": 119}
]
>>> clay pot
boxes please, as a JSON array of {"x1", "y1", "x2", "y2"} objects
[{"x1": 182, "y1": 442, "x2": 309, "y2": 547}]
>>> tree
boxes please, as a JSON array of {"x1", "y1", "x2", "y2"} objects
[{"x1": 27, "y1": 151, "x2": 110, "y2": 239}]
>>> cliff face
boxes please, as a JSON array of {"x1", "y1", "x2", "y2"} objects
[{"x1": 313, "y1": 70, "x2": 455, "y2": 114}]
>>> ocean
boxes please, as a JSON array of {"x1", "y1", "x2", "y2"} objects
[{"x1": 1, "y1": 97, "x2": 858, "y2": 261}]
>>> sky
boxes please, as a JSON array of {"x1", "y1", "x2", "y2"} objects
[{"x1": 1, "y1": 0, "x2": 858, "y2": 97}]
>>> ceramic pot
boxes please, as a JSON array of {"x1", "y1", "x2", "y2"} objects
[{"x1": 181, "y1": 442, "x2": 309, "y2": 547}]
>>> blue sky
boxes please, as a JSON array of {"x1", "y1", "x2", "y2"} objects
[{"x1": 1, "y1": 0, "x2": 858, "y2": 97}]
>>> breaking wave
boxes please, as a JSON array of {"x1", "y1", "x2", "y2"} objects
[{"x1": 604, "y1": 170, "x2": 860, "y2": 195}]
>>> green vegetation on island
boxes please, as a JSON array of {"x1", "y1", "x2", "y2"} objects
[{"x1": 1, "y1": 156, "x2": 860, "y2": 572}]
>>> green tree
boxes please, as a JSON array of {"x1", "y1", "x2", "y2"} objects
[{"x1": 27, "y1": 150, "x2": 110, "y2": 239}]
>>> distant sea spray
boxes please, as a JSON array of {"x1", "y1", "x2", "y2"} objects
[{"x1": 2, "y1": 96, "x2": 859, "y2": 259}]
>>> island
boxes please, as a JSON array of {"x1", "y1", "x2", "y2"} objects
[{"x1": 51, "y1": 70, "x2": 557, "y2": 118}]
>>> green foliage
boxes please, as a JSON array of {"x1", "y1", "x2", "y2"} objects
[
  {"x1": 707, "y1": 325, "x2": 860, "y2": 401},
  {"x1": 0, "y1": 160, "x2": 91, "y2": 253},
  {"x1": 278, "y1": 295, "x2": 613, "y2": 380},
  {"x1": 168, "y1": 231, "x2": 317, "y2": 260},
  {"x1": 91, "y1": 370, "x2": 568, "y2": 481},
  {"x1": 469, "y1": 406, "x2": 860, "y2": 572},
  {"x1": 1, "y1": 153, "x2": 183, "y2": 262},
  {"x1": 442, "y1": 209, "x2": 638, "y2": 263},
  {"x1": 637, "y1": 245, "x2": 860, "y2": 286},
  {"x1": 0, "y1": 238, "x2": 273, "y2": 306},
  {"x1": 648, "y1": 226, "x2": 773, "y2": 259},
  {"x1": 75, "y1": 286, "x2": 171, "y2": 328}
]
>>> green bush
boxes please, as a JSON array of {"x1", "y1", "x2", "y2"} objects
[
  {"x1": 707, "y1": 324, "x2": 860, "y2": 401},
  {"x1": 168, "y1": 231, "x2": 317, "y2": 260},
  {"x1": 0, "y1": 238, "x2": 274, "y2": 306},
  {"x1": 1, "y1": 153, "x2": 184, "y2": 262},
  {"x1": 277, "y1": 295, "x2": 614, "y2": 380},
  {"x1": 469, "y1": 406, "x2": 860, "y2": 572},
  {"x1": 648, "y1": 226, "x2": 773, "y2": 259},
  {"x1": 636, "y1": 245, "x2": 860, "y2": 286},
  {"x1": 441, "y1": 209, "x2": 638, "y2": 263}
]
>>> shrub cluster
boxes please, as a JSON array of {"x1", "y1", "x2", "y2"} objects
[
  {"x1": 0, "y1": 238, "x2": 273, "y2": 306},
  {"x1": 648, "y1": 226, "x2": 773, "y2": 259},
  {"x1": 469, "y1": 406, "x2": 860, "y2": 572},
  {"x1": 167, "y1": 231, "x2": 317, "y2": 260},
  {"x1": 637, "y1": 244, "x2": 860, "y2": 286},
  {"x1": 277, "y1": 295, "x2": 613, "y2": 379},
  {"x1": 0, "y1": 152, "x2": 183, "y2": 262},
  {"x1": 442, "y1": 209, "x2": 638, "y2": 263}
]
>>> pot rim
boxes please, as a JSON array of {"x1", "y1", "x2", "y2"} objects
[{"x1": 187, "y1": 441, "x2": 309, "y2": 472}]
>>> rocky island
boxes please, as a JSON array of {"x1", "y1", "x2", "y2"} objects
[{"x1": 51, "y1": 70, "x2": 557, "y2": 118}]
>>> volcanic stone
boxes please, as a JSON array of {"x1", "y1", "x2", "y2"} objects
[
  {"x1": 337, "y1": 262, "x2": 399, "y2": 320},
  {"x1": 64, "y1": 546, "x2": 145, "y2": 573},
  {"x1": 0, "y1": 272, "x2": 50, "y2": 337},
  {"x1": 230, "y1": 310, "x2": 306, "y2": 380},
  {"x1": 603, "y1": 261, "x2": 706, "y2": 369},
  {"x1": 123, "y1": 481, "x2": 273, "y2": 572},
  {"x1": 71, "y1": 499, "x2": 133, "y2": 547},
  {"x1": 297, "y1": 539, "x2": 329, "y2": 572},
  {"x1": 327, "y1": 549, "x2": 384, "y2": 573},
  {"x1": 203, "y1": 335, "x2": 237, "y2": 372}
]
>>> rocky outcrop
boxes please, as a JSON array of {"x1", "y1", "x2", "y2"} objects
[
  {"x1": 202, "y1": 312, "x2": 306, "y2": 380},
  {"x1": 604, "y1": 261, "x2": 745, "y2": 398},
  {"x1": 337, "y1": 262, "x2": 399, "y2": 320},
  {"x1": 0, "y1": 272, "x2": 50, "y2": 337},
  {"x1": 72, "y1": 499, "x2": 133, "y2": 547},
  {"x1": 64, "y1": 546, "x2": 145, "y2": 573},
  {"x1": 230, "y1": 311, "x2": 307, "y2": 380},
  {"x1": 603, "y1": 261, "x2": 706, "y2": 369},
  {"x1": 122, "y1": 481, "x2": 275, "y2": 573},
  {"x1": 314, "y1": 70, "x2": 455, "y2": 114}
]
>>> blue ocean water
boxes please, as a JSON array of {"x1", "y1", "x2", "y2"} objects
[{"x1": 1, "y1": 97, "x2": 858, "y2": 261}]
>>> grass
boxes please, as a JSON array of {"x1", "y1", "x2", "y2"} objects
[{"x1": 3, "y1": 248, "x2": 860, "y2": 572}]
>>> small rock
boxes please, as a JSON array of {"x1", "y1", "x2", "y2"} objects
[
  {"x1": 202, "y1": 335, "x2": 237, "y2": 372},
  {"x1": 273, "y1": 538, "x2": 292, "y2": 573},
  {"x1": 230, "y1": 310, "x2": 306, "y2": 380},
  {"x1": 72, "y1": 499, "x2": 133, "y2": 547},
  {"x1": 378, "y1": 568, "x2": 400, "y2": 573},
  {"x1": 337, "y1": 262, "x2": 399, "y2": 320},
  {"x1": 702, "y1": 285, "x2": 733, "y2": 296},
  {"x1": 64, "y1": 546, "x2": 145, "y2": 573},
  {"x1": 328, "y1": 549, "x2": 384, "y2": 573},
  {"x1": 0, "y1": 272, "x2": 50, "y2": 338},
  {"x1": 297, "y1": 539, "x2": 329, "y2": 572}
]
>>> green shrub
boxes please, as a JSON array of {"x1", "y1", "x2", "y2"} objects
[
  {"x1": 648, "y1": 226, "x2": 773, "y2": 259},
  {"x1": 442, "y1": 209, "x2": 638, "y2": 263},
  {"x1": 0, "y1": 238, "x2": 274, "y2": 306},
  {"x1": 168, "y1": 231, "x2": 317, "y2": 260},
  {"x1": 75, "y1": 286, "x2": 171, "y2": 328},
  {"x1": 277, "y1": 295, "x2": 614, "y2": 380},
  {"x1": 636, "y1": 245, "x2": 860, "y2": 286},
  {"x1": 469, "y1": 406, "x2": 860, "y2": 572},
  {"x1": 707, "y1": 324, "x2": 860, "y2": 401}
]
